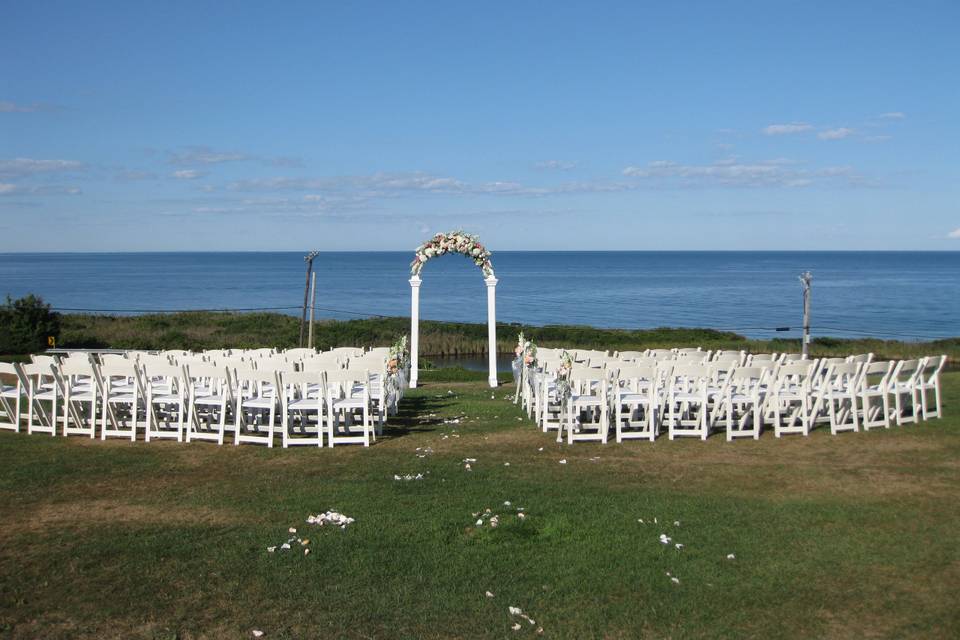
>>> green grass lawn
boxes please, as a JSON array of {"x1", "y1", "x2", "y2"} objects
[{"x1": 1, "y1": 373, "x2": 958, "y2": 639}]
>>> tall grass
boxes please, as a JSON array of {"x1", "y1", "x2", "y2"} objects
[{"x1": 33, "y1": 311, "x2": 958, "y2": 363}]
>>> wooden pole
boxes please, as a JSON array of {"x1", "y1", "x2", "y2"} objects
[
  {"x1": 800, "y1": 271, "x2": 812, "y2": 359},
  {"x1": 307, "y1": 270, "x2": 317, "y2": 349},
  {"x1": 299, "y1": 250, "x2": 319, "y2": 347}
]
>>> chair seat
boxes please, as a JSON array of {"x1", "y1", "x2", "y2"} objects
[
  {"x1": 241, "y1": 397, "x2": 276, "y2": 409},
  {"x1": 150, "y1": 393, "x2": 183, "y2": 404},
  {"x1": 195, "y1": 394, "x2": 228, "y2": 406},
  {"x1": 1, "y1": 385, "x2": 21, "y2": 397},
  {"x1": 289, "y1": 398, "x2": 322, "y2": 410},
  {"x1": 106, "y1": 393, "x2": 138, "y2": 403},
  {"x1": 571, "y1": 394, "x2": 602, "y2": 405},
  {"x1": 618, "y1": 393, "x2": 650, "y2": 404},
  {"x1": 673, "y1": 392, "x2": 704, "y2": 402},
  {"x1": 333, "y1": 398, "x2": 366, "y2": 410}
]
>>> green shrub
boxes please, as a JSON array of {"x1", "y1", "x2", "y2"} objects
[{"x1": 0, "y1": 294, "x2": 61, "y2": 355}]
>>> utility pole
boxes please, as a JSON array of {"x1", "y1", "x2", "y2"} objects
[
  {"x1": 300, "y1": 250, "x2": 320, "y2": 347},
  {"x1": 307, "y1": 270, "x2": 317, "y2": 349},
  {"x1": 799, "y1": 271, "x2": 812, "y2": 359}
]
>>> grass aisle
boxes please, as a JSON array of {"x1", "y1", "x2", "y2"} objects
[{"x1": 1, "y1": 374, "x2": 958, "y2": 639}]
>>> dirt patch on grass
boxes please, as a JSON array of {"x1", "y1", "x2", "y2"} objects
[{"x1": 6, "y1": 498, "x2": 240, "y2": 536}]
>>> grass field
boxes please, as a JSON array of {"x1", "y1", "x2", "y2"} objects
[{"x1": 1, "y1": 371, "x2": 958, "y2": 639}]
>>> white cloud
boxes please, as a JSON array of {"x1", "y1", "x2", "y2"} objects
[
  {"x1": 762, "y1": 122, "x2": 813, "y2": 135},
  {"x1": 948, "y1": 228, "x2": 960, "y2": 239},
  {"x1": 879, "y1": 112, "x2": 906, "y2": 120},
  {"x1": 0, "y1": 183, "x2": 81, "y2": 196},
  {"x1": 818, "y1": 127, "x2": 855, "y2": 140},
  {"x1": 0, "y1": 100, "x2": 54, "y2": 113},
  {"x1": 171, "y1": 169, "x2": 207, "y2": 180},
  {"x1": 0, "y1": 158, "x2": 85, "y2": 178},
  {"x1": 533, "y1": 160, "x2": 577, "y2": 170},
  {"x1": 168, "y1": 146, "x2": 249, "y2": 165},
  {"x1": 622, "y1": 158, "x2": 868, "y2": 188}
]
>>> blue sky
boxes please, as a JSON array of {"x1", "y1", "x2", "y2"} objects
[{"x1": 1, "y1": 1, "x2": 958, "y2": 251}]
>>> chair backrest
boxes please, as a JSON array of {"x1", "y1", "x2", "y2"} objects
[
  {"x1": 21, "y1": 362, "x2": 56, "y2": 385},
  {"x1": 30, "y1": 354, "x2": 59, "y2": 368},
  {"x1": 846, "y1": 353, "x2": 873, "y2": 364},
  {"x1": 328, "y1": 347, "x2": 365, "y2": 358},
  {"x1": 779, "y1": 353, "x2": 804, "y2": 363},
  {"x1": 920, "y1": 355, "x2": 947, "y2": 384},
  {"x1": 647, "y1": 349, "x2": 674, "y2": 360},
  {"x1": 141, "y1": 361, "x2": 187, "y2": 390},
  {"x1": 325, "y1": 369, "x2": 369, "y2": 399},
  {"x1": 284, "y1": 347, "x2": 317, "y2": 359},
  {"x1": 712, "y1": 350, "x2": 745, "y2": 364},
  {"x1": 616, "y1": 351, "x2": 645, "y2": 361},
  {"x1": 616, "y1": 365, "x2": 658, "y2": 393},
  {"x1": 302, "y1": 355, "x2": 343, "y2": 371},
  {"x1": 675, "y1": 347, "x2": 702, "y2": 355},
  {"x1": 825, "y1": 362, "x2": 861, "y2": 390},
  {"x1": 891, "y1": 359, "x2": 922, "y2": 384},
  {"x1": 859, "y1": 361, "x2": 894, "y2": 390},
  {"x1": 747, "y1": 353, "x2": 777, "y2": 365}
]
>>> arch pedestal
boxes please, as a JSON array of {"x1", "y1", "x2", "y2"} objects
[{"x1": 408, "y1": 274, "x2": 498, "y2": 389}]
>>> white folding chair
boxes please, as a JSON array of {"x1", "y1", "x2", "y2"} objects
[
  {"x1": 143, "y1": 362, "x2": 188, "y2": 442},
  {"x1": 667, "y1": 363, "x2": 712, "y2": 440},
  {"x1": 822, "y1": 362, "x2": 861, "y2": 434},
  {"x1": 0, "y1": 362, "x2": 25, "y2": 432},
  {"x1": 97, "y1": 360, "x2": 144, "y2": 441},
  {"x1": 715, "y1": 366, "x2": 767, "y2": 441},
  {"x1": 325, "y1": 369, "x2": 372, "y2": 447},
  {"x1": 888, "y1": 359, "x2": 923, "y2": 426},
  {"x1": 57, "y1": 358, "x2": 100, "y2": 438},
  {"x1": 184, "y1": 363, "x2": 233, "y2": 445},
  {"x1": 22, "y1": 362, "x2": 57, "y2": 435},
  {"x1": 859, "y1": 361, "x2": 894, "y2": 430},
  {"x1": 233, "y1": 368, "x2": 282, "y2": 447},
  {"x1": 280, "y1": 370, "x2": 325, "y2": 447},
  {"x1": 919, "y1": 355, "x2": 947, "y2": 421},
  {"x1": 564, "y1": 368, "x2": 609, "y2": 444},
  {"x1": 769, "y1": 361, "x2": 815, "y2": 437},
  {"x1": 614, "y1": 365, "x2": 659, "y2": 442}
]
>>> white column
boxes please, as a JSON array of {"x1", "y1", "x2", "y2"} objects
[
  {"x1": 485, "y1": 275, "x2": 498, "y2": 388},
  {"x1": 409, "y1": 275, "x2": 422, "y2": 388}
]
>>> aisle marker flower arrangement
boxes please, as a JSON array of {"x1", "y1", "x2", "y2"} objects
[
  {"x1": 513, "y1": 332, "x2": 537, "y2": 403},
  {"x1": 410, "y1": 230, "x2": 494, "y2": 277}
]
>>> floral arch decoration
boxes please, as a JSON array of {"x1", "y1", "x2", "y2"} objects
[{"x1": 410, "y1": 230, "x2": 494, "y2": 277}]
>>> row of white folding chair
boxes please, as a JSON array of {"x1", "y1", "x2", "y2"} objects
[{"x1": 4, "y1": 358, "x2": 380, "y2": 448}]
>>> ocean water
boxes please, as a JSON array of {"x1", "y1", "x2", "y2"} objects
[{"x1": 0, "y1": 251, "x2": 958, "y2": 341}]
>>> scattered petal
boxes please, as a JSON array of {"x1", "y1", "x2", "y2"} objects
[
  {"x1": 511, "y1": 623, "x2": 521, "y2": 631},
  {"x1": 476, "y1": 519, "x2": 484, "y2": 526},
  {"x1": 266, "y1": 546, "x2": 276, "y2": 553},
  {"x1": 252, "y1": 631, "x2": 264, "y2": 638},
  {"x1": 509, "y1": 606, "x2": 523, "y2": 616},
  {"x1": 504, "y1": 501, "x2": 512, "y2": 506},
  {"x1": 558, "y1": 459, "x2": 567, "y2": 464},
  {"x1": 671, "y1": 577, "x2": 680, "y2": 584},
  {"x1": 675, "y1": 543, "x2": 684, "y2": 550},
  {"x1": 674, "y1": 521, "x2": 680, "y2": 527},
  {"x1": 303, "y1": 548, "x2": 310, "y2": 556},
  {"x1": 288, "y1": 527, "x2": 297, "y2": 534},
  {"x1": 518, "y1": 512, "x2": 526, "y2": 520},
  {"x1": 538, "y1": 447, "x2": 544, "y2": 452},
  {"x1": 504, "y1": 462, "x2": 511, "y2": 466},
  {"x1": 727, "y1": 553, "x2": 736, "y2": 560},
  {"x1": 485, "y1": 591, "x2": 495, "y2": 598},
  {"x1": 280, "y1": 543, "x2": 291, "y2": 550}
]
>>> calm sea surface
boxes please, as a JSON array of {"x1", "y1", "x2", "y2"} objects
[{"x1": 0, "y1": 251, "x2": 957, "y2": 341}]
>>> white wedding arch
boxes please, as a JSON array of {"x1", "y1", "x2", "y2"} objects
[{"x1": 408, "y1": 231, "x2": 498, "y2": 388}]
